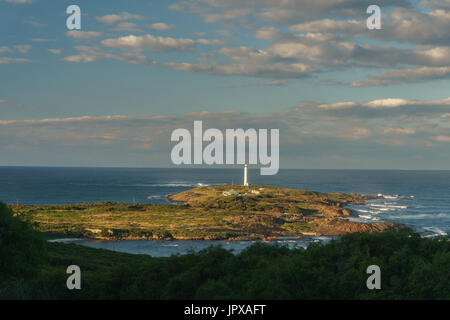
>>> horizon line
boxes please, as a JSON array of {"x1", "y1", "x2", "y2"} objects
[{"x1": 1, "y1": 165, "x2": 450, "y2": 171}]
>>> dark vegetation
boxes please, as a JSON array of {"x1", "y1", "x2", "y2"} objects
[{"x1": 1, "y1": 202, "x2": 449, "y2": 299}]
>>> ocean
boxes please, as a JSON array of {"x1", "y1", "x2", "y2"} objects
[{"x1": 1, "y1": 167, "x2": 449, "y2": 256}]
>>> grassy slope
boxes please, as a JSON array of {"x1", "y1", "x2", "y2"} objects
[{"x1": 12, "y1": 185, "x2": 401, "y2": 240}]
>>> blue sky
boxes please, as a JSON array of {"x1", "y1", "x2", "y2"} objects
[{"x1": 1, "y1": 0, "x2": 450, "y2": 169}]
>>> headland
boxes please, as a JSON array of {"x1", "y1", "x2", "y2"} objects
[{"x1": 12, "y1": 185, "x2": 404, "y2": 240}]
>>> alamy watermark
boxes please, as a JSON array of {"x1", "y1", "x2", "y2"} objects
[
  {"x1": 66, "y1": 265, "x2": 81, "y2": 290},
  {"x1": 171, "y1": 121, "x2": 279, "y2": 175},
  {"x1": 66, "y1": 5, "x2": 81, "y2": 30},
  {"x1": 367, "y1": 5, "x2": 381, "y2": 30},
  {"x1": 366, "y1": 265, "x2": 381, "y2": 290}
]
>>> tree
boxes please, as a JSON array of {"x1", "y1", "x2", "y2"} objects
[{"x1": 0, "y1": 202, "x2": 46, "y2": 298}]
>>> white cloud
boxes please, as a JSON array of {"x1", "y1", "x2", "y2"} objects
[
  {"x1": 318, "y1": 102, "x2": 359, "y2": 110},
  {"x1": 170, "y1": 0, "x2": 410, "y2": 24},
  {"x1": 149, "y1": 22, "x2": 175, "y2": 31},
  {"x1": 0, "y1": 57, "x2": 31, "y2": 64},
  {"x1": 351, "y1": 66, "x2": 450, "y2": 87},
  {"x1": 0, "y1": 115, "x2": 134, "y2": 126},
  {"x1": 202, "y1": 8, "x2": 251, "y2": 23},
  {"x1": 317, "y1": 98, "x2": 450, "y2": 110},
  {"x1": 383, "y1": 128, "x2": 416, "y2": 136},
  {"x1": 0, "y1": 46, "x2": 11, "y2": 54},
  {"x1": 421, "y1": 0, "x2": 450, "y2": 10},
  {"x1": 255, "y1": 27, "x2": 283, "y2": 40},
  {"x1": 112, "y1": 22, "x2": 143, "y2": 32},
  {"x1": 289, "y1": 19, "x2": 364, "y2": 34},
  {"x1": 101, "y1": 34, "x2": 196, "y2": 52},
  {"x1": 196, "y1": 38, "x2": 226, "y2": 46},
  {"x1": 96, "y1": 12, "x2": 145, "y2": 25},
  {"x1": 30, "y1": 38, "x2": 55, "y2": 43},
  {"x1": 4, "y1": 0, "x2": 33, "y2": 4},
  {"x1": 66, "y1": 31, "x2": 102, "y2": 40},
  {"x1": 259, "y1": 80, "x2": 288, "y2": 86},
  {"x1": 63, "y1": 55, "x2": 98, "y2": 63},
  {"x1": 382, "y1": 8, "x2": 450, "y2": 46},
  {"x1": 62, "y1": 46, "x2": 153, "y2": 65},
  {"x1": 0, "y1": 45, "x2": 31, "y2": 54},
  {"x1": 432, "y1": 135, "x2": 450, "y2": 142},
  {"x1": 48, "y1": 49, "x2": 61, "y2": 54},
  {"x1": 13, "y1": 44, "x2": 31, "y2": 53},
  {"x1": 24, "y1": 20, "x2": 46, "y2": 27}
]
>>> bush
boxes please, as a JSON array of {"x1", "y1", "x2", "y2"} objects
[{"x1": 0, "y1": 202, "x2": 46, "y2": 298}]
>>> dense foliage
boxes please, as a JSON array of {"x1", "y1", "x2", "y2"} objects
[
  {"x1": 0, "y1": 202, "x2": 449, "y2": 299},
  {"x1": 0, "y1": 203, "x2": 46, "y2": 298}
]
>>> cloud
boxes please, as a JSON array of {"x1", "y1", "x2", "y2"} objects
[
  {"x1": 13, "y1": 44, "x2": 31, "y2": 53},
  {"x1": 24, "y1": 20, "x2": 45, "y2": 27},
  {"x1": 0, "y1": 57, "x2": 31, "y2": 64},
  {"x1": 48, "y1": 49, "x2": 61, "y2": 54},
  {"x1": 66, "y1": 31, "x2": 102, "y2": 40},
  {"x1": 170, "y1": 0, "x2": 410, "y2": 24},
  {"x1": 11, "y1": 0, "x2": 449, "y2": 88},
  {"x1": 0, "y1": 46, "x2": 11, "y2": 54},
  {"x1": 46, "y1": 2, "x2": 450, "y2": 87},
  {"x1": 202, "y1": 8, "x2": 251, "y2": 23},
  {"x1": 62, "y1": 46, "x2": 153, "y2": 65},
  {"x1": 432, "y1": 135, "x2": 450, "y2": 142},
  {"x1": 63, "y1": 55, "x2": 98, "y2": 63},
  {"x1": 112, "y1": 22, "x2": 143, "y2": 32},
  {"x1": 2, "y1": 97, "x2": 449, "y2": 168},
  {"x1": 214, "y1": 29, "x2": 231, "y2": 37},
  {"x1": 149, "y1": 22, "x2": 175, "y2": 31},
  {"x1": 0, "y1": 45, "x2": 31, "y2": 54},
  {"x1": 383, "y1": 128, "x2": 416, "y2": 136},
  {"x1": 351, "y1": 66, "x2": 450, "y2": 87},
  {"x1": 195, "y1": 38, "x2": 226, "y2": 46},
  {"x1": 297, "y1": 97, "x2": 450, "y2": 121},
  {"x1": 30, "y1": 38, "x2": 55, "y2": 43},
  {"x1": 169, "y1": 2, "x2": 251, "y2": 23},
  {"x1": 3, "y1": 0, "x2": 33, "y2": 3},
  {"x1": 259, "y1": 80, "x2": 288, "y2": 86},
  {"x1": 421, "y1": 0, "x2": 450, "y2": 10},
  {"x1": 289, "y1": 19, "x2": 364, "y2": 34},
  {"x1": 96, "y1": 12, "x2": 145, "y2": 25},
  {"x1": 0, "y1": 115, "x2": 136, "y2": 126},
  {"x1": 378, "y1": 7, "x2": 450, "y2": 46},
  {"x1": 101, "y1": 34, "x2": 196, "y2": 52},
  {"x1": 255, "y1": 27, "x2": 294, "y2": 40},
  {"x1": 160, "y1": 60, "x2": 314, "y2": 79},
  {"x1": 316, "y1": 97, "x2": 450, "y2": 110}
]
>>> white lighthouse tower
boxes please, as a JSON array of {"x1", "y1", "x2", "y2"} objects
[{"x1": 243, "y1": 164, "x2": 249, "y2": 187}]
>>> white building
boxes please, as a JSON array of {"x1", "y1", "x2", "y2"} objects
[{"x1": 244, "y1": 164, "x2": 249, "y2": 187}]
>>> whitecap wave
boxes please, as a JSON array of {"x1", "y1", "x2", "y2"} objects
[
  {"x1": 386, "y1": 213, "x2": 449, "y2": 220},
  {"x1": 358, "y1": 214, "x2": 380, "y2": 221},
  {"x1": 422, "y1": 227, "x2": 448, "y2": 237},
  {"x1": 139, "y1": 182, "x2": 211, "y2": 188}
]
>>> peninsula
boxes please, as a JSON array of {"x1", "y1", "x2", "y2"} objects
[{"x1": 12, "y1": 185, "x2": 403, "y2": 240}]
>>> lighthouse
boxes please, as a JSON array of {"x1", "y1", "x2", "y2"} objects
[{"x1": 243, "y1": 164, "x2": 249, "y2": 187}]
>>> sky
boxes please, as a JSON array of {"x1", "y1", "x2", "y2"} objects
[{"x1": 0, "y1": 0, "x2": 449, "y2": 169}]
